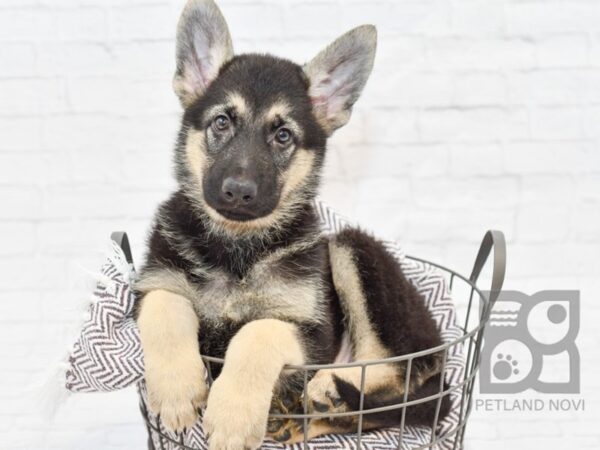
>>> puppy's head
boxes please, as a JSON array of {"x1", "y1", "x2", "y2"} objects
[{"x1": 173, "y1": 0, "x2": 376, "y2": 235}]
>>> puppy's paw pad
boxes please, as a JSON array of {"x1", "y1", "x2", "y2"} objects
[{"x1": 306, "y1": 370, "x2": 347, "y2": 414}]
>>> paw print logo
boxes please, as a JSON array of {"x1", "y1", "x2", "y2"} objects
[
  {"x1": 494, "y1": 354, "x2": 519, "y2": 380},
  {"x1": 480, "y1": 290, "x2": 579, "y2": 394}
]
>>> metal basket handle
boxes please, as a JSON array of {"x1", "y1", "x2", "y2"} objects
[
  {"x1": 111, "y1": 231, "x2": 134, "y2": 266},
  {"x1": 469, "y1": 230, "x2": 506, "y2": 308}
]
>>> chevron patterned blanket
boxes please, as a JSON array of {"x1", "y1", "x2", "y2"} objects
[{"x1": 64, "y1": 202, "x2": 464, "y2": 449}]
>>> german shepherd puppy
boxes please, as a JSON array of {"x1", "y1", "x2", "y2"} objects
[{"x1": 135, "y1": 1, "x2": 450, "y2": 448}]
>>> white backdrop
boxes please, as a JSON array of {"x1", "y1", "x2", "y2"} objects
[{"x1": 1, "y1": 0, "x2": 599, "y2": 449}]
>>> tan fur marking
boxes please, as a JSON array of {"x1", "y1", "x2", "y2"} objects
[
  {"x1": 264, "y1": 100, "x2": 292, "y2": 123},
  {"x1": 138, "y1": 290, "x2": 207, "y2": 432},
  {"x1": 190, "y1": 265, "x2": 325, "y2": 325},
  {"x1": 281, "y1": 149, "x2": 315, "y2": 199},
  {"x1": 203, "y1": 319, "x2": 304, "y2": 450},
  {"x1": 135, "y1": 268, "x2": 202, "y2": 301},
  {"x1": 201, "y1": 202, "x2": 285, "y2": 234},
  {"x1": 328, "y1": 242, "x2": 389, "y2": 360},
  {"x1": 227, "y1": 91, "x2": 249, "y2": 117},
  {"x1": 263, "y1": 100, "x2": 303, "y2": 139},
  {"x1": 280, "y1": 419, "x2": 347, "y2": 444},
  {"x1": 185, "y1": 128, "x2": 208, "y2": 186}
]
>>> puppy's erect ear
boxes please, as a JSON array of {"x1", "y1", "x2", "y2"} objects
[
  {"x1": 173, "y1": 0, "x2": 234, "y2": 107},
  {"x1": 304, "y1": 25, "x2": 377, "y2": 136}
]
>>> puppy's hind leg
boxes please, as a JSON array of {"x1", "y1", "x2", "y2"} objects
[{"x1": 306, "y1": 229, "x2": 449, "y2": 436}]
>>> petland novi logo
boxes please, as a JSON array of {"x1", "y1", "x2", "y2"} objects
[{"x1": 479, "y1": 290, "x2": 580, "y2": 394}]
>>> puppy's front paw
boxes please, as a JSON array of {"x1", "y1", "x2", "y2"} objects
[
  {"x1": 145, "y1": 354, "x2": 208, "y2": 432},
  {"x1": 203, "y1": 375, "x2": 270, "y2": 450}
]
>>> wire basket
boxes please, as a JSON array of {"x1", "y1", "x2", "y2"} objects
[{"x1": 126, "y1": 230, "x2": 505, "y2": 450}]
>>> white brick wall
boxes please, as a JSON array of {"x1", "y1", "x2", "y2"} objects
[{"x1": 1, "y1": 0, "x2": 599, "y2": 448}]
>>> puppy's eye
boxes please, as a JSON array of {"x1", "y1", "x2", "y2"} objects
[
  {"x1": 275, "y1": 128, "x2": 292, "y2": 145},
  {"x1": 213, "y1": 114, "x2": 230, "y2": 131}
]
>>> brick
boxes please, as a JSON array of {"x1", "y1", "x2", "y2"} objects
[
  {"x1": 530, "y1": 107, "x2": 585, "y2": 140},
  {"x1": 67, "y1": 76, "x2": 177, "y2": 114},
  {"x1": 109, "y1": 4, "x2": 174, "y2": 40},
  {"x1": 583, "y1": 105, "x2": 600, "y2": 139},
  {"x1": 389, "y1": 1, "x2": 452, "y2": 36},
  {"x1": 0, "y1": 78, "x2": 68, "y2": 115},
  {"x1": 0, "y1": 257, "x2": 66, "y2": 290},
  {"x1": 56, "y1": 7, "x2": 106, "y2": 40},
  {"x1": 0, "y1": 117, "x2": 43, "y2": 152},
  {"x1": 36, "y1": 42, "x2": 116, "y2": 76},
  {"x1": 0, "y1": 223, "x2": 36, "y2": 256},
  {"x1": 120, "y1": 151, "x2": 176, "y2": 190},
  {"x1": 0, "y1": 152, "x2": 70, "y2": 186},
  {"x1": 37, "y1": 219, "x2": 116, "y2": 256},
  {"x1": 577, "y1": 175, "x2": 600, "y2": 203},
  {"x1": 412, "y1": 177, "x2": 519, "y2": 210},
  {"x1": 0, "y1": 42, "x2": 36, "y2": 76},
  {"x1": 449, "y1": 143, "x2": 504, "y2": 176},
  {"x1": 0, "y1": 187, "x2": 42, "y2": 220},
  {"x1": 419, "y1": 107, "x2": 529, "y2": 142},
  {"x1": 111, "y1": 41, "x2": 173, "y2": 77},
  {"x1": 509, "y1": 242, "x2": 600, "y2": 277},
  {"x1": 410, "y1": 144, "x2": 449, "y2": 177},
  {"x1": 454, "y1": 72, "x2": 507, "y2": 106},
  {"x1": 366, "y1": 71, "x2": 454, "y2": 108},
  {"x1": 219, "y1": 2, "x2": 284, "y2": 40},
  {"x1": 339, "y1": 1, "x2": 394, "y2": 32},
  {"x1": 450, "y1": 0, "x2": 505, "y2": 36},
  {"x1": 515, "y1": 205, "x2": 570, "y2": 242},
  {"x1": 406, "y1": 208, "x2": 514, "y2": 245},
  {"x1": 536, "y1": 35, "x2": 589, "y2": 68},
  {"x1": 521, "y1": 175, "x2": 577, "y2": 206},
  {"x1": 0, "y1": 9, "x2": 57, "y2": 41},
  {"x1": 425, "y1": 38, "x2": 536, "y2": 70},
  {"x1": 504, "y1": 141, "x2": 598, "y2": 175},
  {"x1": 508, "y1": 69, "x2": 600, "y2": 106},
  {"x1": 0, "y1": 293, "x2": 41, "y2": 324},
  {"x1": 354, "y1": 177, "x2": 411, "y2": 239},
  {"x1": 362, "y1": 108, "x2": 420, "y2": 144},
  {"x1": 507, "y1": 2, "x2": 600, "y2": 35},
  {"x1": 284, "y1": 2, "x2": 341, "y2": 38},
  {"x1": 374, "y1": 37, "x2": 426, "y2": 69},
  {"x1": 40, "y1": 185, "x2": 121, "y2": 219}
]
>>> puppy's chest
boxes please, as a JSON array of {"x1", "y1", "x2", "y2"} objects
[{"x1": 191, "y1": 264, "x2": 323, "y2": 324}]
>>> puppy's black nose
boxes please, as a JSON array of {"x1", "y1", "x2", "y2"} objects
[{"x1": 221, "y1": 176, "x2": 257, "y2": 204}]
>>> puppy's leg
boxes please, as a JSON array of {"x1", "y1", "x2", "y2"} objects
[
  {"x1": 305, "y1": 230, "x2": 448, "y2": 438},
  {"x1": 266, "y1": 371, "x2": 306, "y2": 443},
  {"x1": 203, "y1": 319, "x2": 304, "y2": 450},
  {"x1": 138, "y1": 289, "x2": 208, "y2": 432}
]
